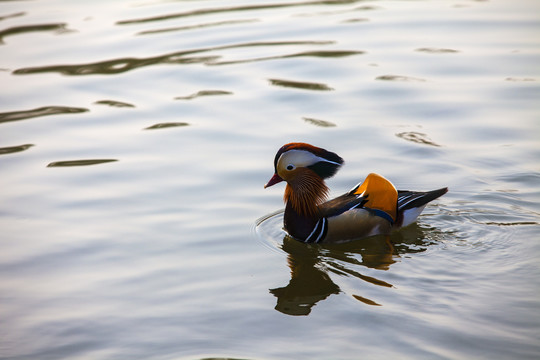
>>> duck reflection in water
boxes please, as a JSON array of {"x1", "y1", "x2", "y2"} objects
[{"x1": 270, "y1": 224, "x2": 438, "y2": 316}]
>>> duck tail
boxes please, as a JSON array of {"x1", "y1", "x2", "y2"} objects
[{"x1": 395, "y1": 187, "x2": 448, "y2": 228}]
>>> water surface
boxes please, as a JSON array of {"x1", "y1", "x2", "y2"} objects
[{"x1": 1, "y1": 0, "x2": 539, "y2": 359}]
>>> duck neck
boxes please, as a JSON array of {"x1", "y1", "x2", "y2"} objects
[{"x1": 283, "y1": 171, "x2": 329, "y2": 240}]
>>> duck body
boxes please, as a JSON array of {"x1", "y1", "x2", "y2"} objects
[{"x1": 265, "y1": 143, "x2": 448, "y2": 244}]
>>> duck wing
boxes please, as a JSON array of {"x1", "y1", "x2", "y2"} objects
[
  {"x1": 320, "y1": 173, "x2": 398, "y2": 222},
  {"x1": 319, "y1": 192, "x2": 368, "y2": 218},
  {"x1": 319, "y1": 175, "x2": 447, "y2": 227}
]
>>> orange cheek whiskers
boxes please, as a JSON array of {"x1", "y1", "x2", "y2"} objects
[{"x1": 284, "y1": 170, "x2": 329, "y2": 217}]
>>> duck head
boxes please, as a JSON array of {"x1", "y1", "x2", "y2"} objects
[
  {"x1": 265, "y1": 143, "x2": 344, "y2": 216},
  {"x1": 265, "y1": 143, "x2": 344, "y2": 188}
]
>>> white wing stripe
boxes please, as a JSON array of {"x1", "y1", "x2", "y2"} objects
[
  {"x1": 304, "y1": 218, "x2": 327, "y2": 243},
  {"x1": 305, "y1": 219, "x2": 321, "y2": 242},
  {"x1": 314, "y1": 218, "x2": 326, "y2": 243}
]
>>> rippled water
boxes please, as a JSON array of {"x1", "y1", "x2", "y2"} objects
[{"x1": 1, "y1": 0, "x2": 539, "y2": 359}]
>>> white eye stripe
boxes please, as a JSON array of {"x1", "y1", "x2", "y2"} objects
[
  {"x1": 278, "y1": 149, "x2": 337, "y2": 169},
  {"x1": 320, "y1": 159, "x2": 342, "y2": 166}
]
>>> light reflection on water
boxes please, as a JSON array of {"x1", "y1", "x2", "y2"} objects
[{"x1": 1, "y1": 0, "x2": 540, "y2": 359}]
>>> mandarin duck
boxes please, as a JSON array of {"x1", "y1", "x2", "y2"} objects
[{"x1": 264, "y1": 143, "x2": 448, "y2": 243}]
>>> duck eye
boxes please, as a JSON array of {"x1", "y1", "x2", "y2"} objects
[{"x1": 286, "y1": 164, "x2": 295, "y2": 171}]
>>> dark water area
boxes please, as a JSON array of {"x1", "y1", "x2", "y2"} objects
[{"x1": 1, "y1": 0, "x2": 539, "y2": 359}]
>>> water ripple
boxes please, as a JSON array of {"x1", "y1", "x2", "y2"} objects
[
  {"x1": 116, "y1": 0, "x2": 365, "y2": 25},
  {"x1": 13, "y1": 41, "x2": 334, "y2": 76},
  {"x1": 209, "y1": 49, "x2": 364, "y2": 66},
  {"x1": 174, "y1": 90, "x2": 232, "y2": 100},
  {"x1": 269, "y1": 78, "x2": 334, "y2": 91},
  {"x1": 0, "y1": 144, "x2": 34, "y2": 155},
  {"x1": 46, "y1": 159, "x2": 118, "y2": 167},
  {"x1": 136, "y1": 19, "x2": 259, "y2": 36},
  {"x1": 505, "y1": 77, "x2": 536, "y2": 82},
  {"x1": 396, "y1": 131, "x2": 442, "y2": 147},
  {"x1": 303, "y1": 117, "x2": 336, "y2": 127},
  {"x1": 415, "y1": 47, "x2": 460, "y2": 54},
  {"x1": 376, "y1": 75, "x2": 426, "y2": 82},
  {"x1": 0, "y1": 11, "x2": 25, "y2": 22},
  {"x1": 0, "y1": 23, "x2": 71, "y2": 45},
  {"x1": 0, "y1": 106, "x2": 88, "y2": 124},
  {"x1": 94, "y1": 100, "x2": 135, "y2": 108},
  {"x1": 144, "y1": 122, "x2": 189, "y2": 130}
]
